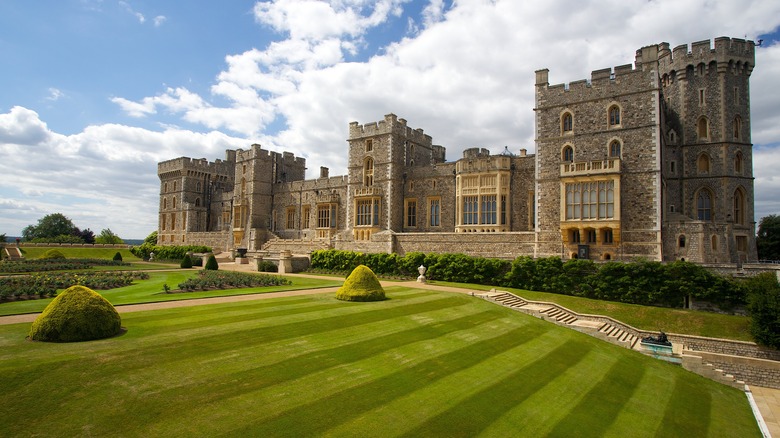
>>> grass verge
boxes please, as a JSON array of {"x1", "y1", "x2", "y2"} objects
[{"x1": 0, "y1": 288, "x2": 759, "y2": 437}]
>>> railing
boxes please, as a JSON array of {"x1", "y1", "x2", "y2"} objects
[
  {"x1": 561, "y1": 158, "x2": 620, "y2": 176},
  {"x1": 354, "y1": 186, "x2": 383, "y2": 197}
]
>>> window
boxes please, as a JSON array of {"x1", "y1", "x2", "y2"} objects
[
  {"x1": 172, "y1": 197, "x2": 176, "y2": 209},
  {"x1": 242, "y1": 164, "x2": 246, "y2": 174},
  {"x1": 163, "y1": 198, "x2": 167, "y2": 209},
  {"x1": 697, "y1": 117, "x2": 709, "y2": 140},
  {"x1": 711, "y1": 235, "x2": 718, "y2": 251},
  {"x1": 317, "y1": 205, "x2": 336, "y2": 228},
  {"x1": 302, "y1": 206, "x2": 311, "y2": 229},
  {"x1": 161, "y1": 215, "x2": 167, "y2": 231},
  {"x1": 286, "y1": 207, "x2": 296, "y2": 229},
  {"x1": 173, "y1": 181, "x2": 177, "y2": 191},
  {"x1": 463, "y1": 195, "x2": 479, "y2": 225},
  {"x1": 565, "y1": 181, "x2": 614, "y2": 220},
  {"x1": 501, "y1": 195, "x2": 507, "y2": 225},
  {"x1": 570, "y1": 229, "x2": 580, "y2": 243},
  {"x1": 364, "y1": 158, "x2": 374, "y2": 187},
  {"x1": 697, "y1": 190, "x2": 712, "y2": 221},
  {"x1": 429, "y1": 198, "x2": 441, "y2": 227},
  {"x1": 195, "y1": 198, "x2": 201, "y2": 207},
  {"x1": 365, "y1": 139, "x2": 373, "y2": 152},
  {"x1": 608, "y1": 106, "x2": 620, "y2": 127},
  {"x1": 670, "y1": 161, "x2": 676, "y2": 174},
  {"x1": 734, "y1": 189, "x2": 745, "y2": 225},
  {"x1": 602, "y1": 229, "x2": 614, "y2": 244},
  {"x1": 734, "y1": 87, "x2": 740, "y2": 105},
  {"x1": 164, "y1": 182, "x2": 168, "y2": 192},
  {"x1": 355, "y1": 198, "x2": 380, "y2": 226},
  {"x1": 196, "y1": 182, "x2": 201, "y2": 192},
  {"x1": 736, "y1": 236, "x2": 748, "y2": 252},
  {"x1": 735, "y1": 152, "x2": 743, "y2": 174},
  {"x1": 699, "y1": 89, "x2": 705, "y2": 106},
  {"x1": 679, "y1": 235, "x2": 686, "y2": 248},
  {"x1": 733, "y1": 116, "x2": 742, "y2": 140},
  {"x1": 170, "y1": 213, "x2": 175, "y2": 230},
  {"x1": 182, "y1": 212, "x2": 186, "y2": 231},
  {"x1": 609, "y1": 140, "x2": 621, "y2": 158},
  {"x1": 481, "y1": 195, "x2": 497, "y2": 225},
  {"x1": 562, "y1": 112, "x2": 573, "y2": 133},
  {"x1": 586, "y1": 230, "x2": 597, "y2": 243},
  {"x1": 669, "y1": 130, "x2": 677, "y2": 144},
  {"x1": 697, "y1": 154, "x2": 710, "y2": 174},
  {"x1": 562, "y1": 145, "x2": 574, "y2": 162},
  {"x1": 405, "y1": 199, "x2": 417, "y2": 227}
]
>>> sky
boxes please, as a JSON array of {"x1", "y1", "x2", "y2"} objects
[{"x1": 2, "y1": 0, "x2": 780, "y2": 240}]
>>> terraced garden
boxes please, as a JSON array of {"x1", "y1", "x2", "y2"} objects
[{"x1": 0, "y1": 287, "x2": 760, "y2": 437}]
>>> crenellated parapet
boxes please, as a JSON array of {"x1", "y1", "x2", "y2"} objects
[
  {"x1": 658, "y1": 37, "x2": 755, "y2": 76},
  {"x1": 157, "y1": 156, "x2": 234, "y2": 180},
  {"x1": 349, "y1": 113, "x2": 433, "y2": 146},
  {"x1": 534, "y1": 60, "x2": 651, "y2": 101}
]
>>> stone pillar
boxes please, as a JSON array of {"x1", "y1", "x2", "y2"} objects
[{"x1": 278, "y1": 250, "x2": 293, "y2": 274}]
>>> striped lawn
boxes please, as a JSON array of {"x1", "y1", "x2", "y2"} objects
[{"x1": 0, "y1": 288, "x2": 759, "y2": 437}]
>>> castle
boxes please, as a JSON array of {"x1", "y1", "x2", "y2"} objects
[{"x1": 157, "y1": 37, "x2": 758, "y2": 264}]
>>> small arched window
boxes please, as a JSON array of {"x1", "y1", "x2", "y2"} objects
[
  {"x1": 364, "y1": 157, "x2": 374, "y2": 187},
  {"x1": 669, "y1": 130, "x2": 677, "y2": 144},
  {"x1": 195, "y1": 198, "x2": 201, "y2": 207},
  {"x1": 365, "y1": 139, "x2": 373, "y2": 152},
  {"x1": 562, "y1": 112, "x2": 573, "y2": 133},
  {"x1": 172, "y1": 197, "x2": 177, "y2": 209},
  {"x1": 697, "y1": 190, "x2": 712, "y2": 221},
  {"x1": 735, "y1": 151, "x2": 743, "y2": 174},
  {"x1": 608, "y1": 105, "x2": 620, "y2": 127},
  {"x1": 697, "y1": 154, "x2": 710, "y2": 173},
  {"x1": 697, "y1": 117, "x2": 709, "y2": 140},
  {"x1": 734, "y1": 189, "x2": 745, "y2": 225},
  {"x1": 562, "y1": 146, "x2": 574, "y2": 162},
  {"x1": 163, "y1": 198, "x2": 167, "y2": 209},
  {"x1": 679, "y1": 235, "x2": 686, "y2": 248},
  {"x1": 609, "y1": 140, "x2": 621, "y2": 158},
  {"x1": 733, "y1": 116, "x2": 742, "y2": 140}
]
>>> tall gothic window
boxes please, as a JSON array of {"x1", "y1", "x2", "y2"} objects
[
  {"x1": 562, "y1": 145, "x2": 574, "y2": 162},
  {"x1": 562, "y1": 112, "x2": 573, "y2": 133},
  {"x1": 734, "y1": 189, "x2": 745, "y2": 225},
  {"x1": 608, "y1": 105, "x2": 620, "y2": 127},
  {"x1": 735, "y1": 151, "x2": 743, "y2": 174},
  {"x1": 363, "y1": 157, "x2": 374, "y2": 187},
  {"x1": 733, "y1": 116, "x2": 742, "y2": 140},
  {"x1": 697, "y1": 190, "x2": 712, "y2": 221},
  {"x1": 609, "y1": 140, "x2": 621, "y2": 157},
  {"x1": 697, "y1": 117, "x2": 709, "y2": 140}
]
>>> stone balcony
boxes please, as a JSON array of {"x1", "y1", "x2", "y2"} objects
[{"x1": 561, "y1": 158, "x2": 621, "y2": 177}]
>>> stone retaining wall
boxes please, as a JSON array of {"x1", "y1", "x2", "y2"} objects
[{"x1": 691, "y1": 351, "x2": 780, "y2": 389}]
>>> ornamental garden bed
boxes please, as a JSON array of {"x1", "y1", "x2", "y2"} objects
[
  {"x1": 171, "y1": 271, "x2": 291, "y2": 293},
  {"x1": 0, "y1": 271, "x2": 150, "y2": 301}
]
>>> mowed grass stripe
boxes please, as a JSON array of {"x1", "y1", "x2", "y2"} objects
[
  {"x1": 224, "y1": 325, "x2": 549, "y2": 436},
  {"x1": 545, "y1": 354, "x2": 646, "y2": 437},
  {"x1": 657, "y1": 374, "x2": 712, "y2": 436},
  {"x1": 401, "y1": 339, "x2": 592, "y2": 437}
]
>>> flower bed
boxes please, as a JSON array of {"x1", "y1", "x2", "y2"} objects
[
  {"x1": 0, "y1": 259, "x2": 130, "y2": 273},
  {"x1": 0, "y1": 272, "x2": 149, "y2": 301},
  {"x1": 176, "y1": 271, "x2": 290, "y2": 292}
]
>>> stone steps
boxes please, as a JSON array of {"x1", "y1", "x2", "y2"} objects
[
  {"x1": 681, "y1": 354, "x2": 746, "y2": 389},
  {"x1": 598, "y1": 323, "x2": 639, "y2": 349},
  {"x1": 493, "y1": 293, "x2": 528, "y2": 308},
  {"x1": 541, "y1": 307, "x2": 578, "y2": 324}
]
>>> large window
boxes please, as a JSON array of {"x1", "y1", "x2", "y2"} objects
[
  {"x1": 429, "y1": 198, "x2": 441, "y2": 227},
  {"x1": 697, "y1": 190, "x2": 712, "y2": 221},
  {"x1": 608, "y1": 105, "x2": 620, "y2": 127},
  {"x1": 355, "y1": 198, "x2": 380, "y2": 226},
  {"x1": 286, "y1": 207, "x2": 296, "y2": 229},
  {"x1": 317, "y1": 205, "x2": 336, "y2": 228},
  {"x1": 480, "y1": 195, "x2": 497, "y2": 225},
  {"x1": 405, "y1": 199, "x2": 417, "y2": 227},
  {"x1": 463, "y1": 195, "x2": 478, "y2": 225},
  {"x1": 302, "y1": 206, "x2": 311, "y2": 229},
  {"x1": 565, "y1": 181, "x2": 614, "y2": 220}
]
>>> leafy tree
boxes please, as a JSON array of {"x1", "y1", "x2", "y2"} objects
[
  {"x1": 757, "y1": 214, "x2": 780, "y2": 261},
  {"x1": 78, "y1": 228, "x2": 96, "y2": 244},
  {"x1": 95, "y1": 228, "x2": 124, "y2": 245},
  {"x1": 144, "y1": 231, "x2": 158, "y2": 245},
  {"x1": 22, "y1": 213, "x2": 79, "y2": 242},
  {"x1": 745, "y1": 272, "x2": 780, "y2": 348}
]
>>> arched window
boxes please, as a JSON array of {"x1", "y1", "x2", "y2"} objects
[
  {"x1": 734, "y1": 189, "x2": 745, "y2": 225},
  {"x1": 172, "y1": 197, "x2": 176, "y2": 209},
  {"x1": 609, "y1": 140, "x2": 621, "y2": 157},
  {"x1": 196, "y1": 182, "x2": 201, "y2": 192},
  {"x1": 195, "y1": 198, "x2": 201, "y2": 207},
  {"x1": 608, "y1": 105, "x2": 620, "y2": 127},
  {"x1": 697, "y1": 154, "x2": 710, "y2": 173},
  {"x1": 365, "y1": 139, "x2": 373, "y2": 152},
  {"x1": 163, "y1": 198, "x2": 167, "y2": 209},
  {"x1": 562, "y1": 112, "x2": 573, "y2": 133},
  {"x1": 735, "y1": 151, "x2": 743, "y2": 174},
  {"x1": 679, "y1": 235, "x2": 686, "y2": 248},
  {"x1": 697, "y1": 190, "x2": 712, "y2": 221},
  {"x1": 364, "y1": 157, "x2": 374, "y2": 187},
  {"x1": 733, "y1": 116, "x2": 742, "y2": 140},
  {"x1": 668, "y1": 130, "x2": 677, "y2": 144},
  {"x1": 562, "y1": 145, "x2": 574, "y2": 162},
  {"x1": 697, "y1": 117, "x2": 709, "y2": 140}
]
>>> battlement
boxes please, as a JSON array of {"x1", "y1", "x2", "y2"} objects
[
  {"x1": 349, "y1": 113, "x2": 433, "y2": 146},
  {"x1": 658, "y1": 37, "x2": 755, "y2": 73},
  {"x1": 535, "y1": 62, "x2": 647, "y2": 99},
  {"x1": 157, "y1": 156, "x2": 234, "y2": 178},
  {"x1": 234, "y1": 144, "x2": 306, "y2": 167}
]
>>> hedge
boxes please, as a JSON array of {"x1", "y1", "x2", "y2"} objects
[
  {"x1": 130, "y1": 243, "x2": 212, "y2": 261},
  {"x1": 310, "y1": 250, "x2": 750, "y2": 310}
]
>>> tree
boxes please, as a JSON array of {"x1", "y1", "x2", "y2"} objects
[
  {"x1": 757, "y1": 215, "x2": 780, "y2": 261},
  {"x1": 745, "y1": 272, "x2": 780, "y2": 348},
  {"x1": 144, "y1": 231, "x2": 158, "y2": 245},
  {"x1": 22, "y1": 213, "x2": 78, "y2": 242},
  {"x1": 204, "y1": 254, "x2": 219, "y2": 270},
  {"x1": 95, "y1": 228, "x2": 124, "y2": 245},
  {"x1": 78, "y1": 228, "x2": 96, "y2": 244}
]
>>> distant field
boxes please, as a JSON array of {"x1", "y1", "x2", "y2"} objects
[{"x1": 0, "y1": 288, "x2": 759, "y2": 437}]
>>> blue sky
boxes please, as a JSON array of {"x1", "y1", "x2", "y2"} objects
[{"x1": 1, "y1": 0, "x2": 780, "y2": 239}]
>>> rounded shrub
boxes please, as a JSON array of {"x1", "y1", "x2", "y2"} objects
[
  {"x1": 29, "y1": 285, "x2": 122, "y2": 342},
  {"x1": 335, "y1": 265, "x2": 386, "y2": 302},
  {"x1": 204, "y1": 254, "x2": 219, "y2": 271},
  {"x1": 40, "y1": 249, "x2": 66, "y2": 260},
  {"x1": 112, "y1": 252, "x2": 123, "y2": 262},
  {"x1": 180, "y1": 255, "x2": 193, "y2": 269}
]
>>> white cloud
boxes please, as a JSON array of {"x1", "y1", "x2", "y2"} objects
[
  {"x1": 46, "y1": 88, "x2": 65, "y2": 101},
  {"x1": 153, "y1": 15, "x2": 166, "y2": 27},
  {"x1": 119, "y1": 1, "x2": 145, "y2": 23}
]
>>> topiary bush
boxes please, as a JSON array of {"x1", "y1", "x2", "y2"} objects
[
  {"x1": 335, "y1": 265, "x2": 386, "y2": 302},
  {"x1": 257, "y1": 260, "x2": 278, "y2": 272},
  {"x1": 180, "y1": 255, "x2": 193, "y2": 269},
  {"x1": 204, "y1": 254, "x2": 219, "y2": 271},
  {"x1": 40, "y1": 249, "x2": 66, "y2": 260},
  {"x1": 112, "y1": 252, "x2": 123, "y2": 262},
  {"x1": 28, "y1": 285, "x2": 122, "y2": 342}
]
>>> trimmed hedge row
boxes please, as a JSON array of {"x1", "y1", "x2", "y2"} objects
[
  {"x1": 129, "y1": 243, "x2": 212, "y2": 261},
  {"x1": 310, "y1": 250, "x2": 748, "y2": 309}
]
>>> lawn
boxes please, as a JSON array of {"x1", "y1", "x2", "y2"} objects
[
  {"x1": 0, "y1": 288, "x2": 760, "y2": 437},
  {"x1": 432, "y1": 281, "x2": 754, "y2": 342},
  {"x1": 0, "y1": 272, "x2": 342, "y2": 316}
]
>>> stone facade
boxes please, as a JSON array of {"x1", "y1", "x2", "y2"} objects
[{"x1": 157, "y1": 37, "x2": 757, "y2": 264}]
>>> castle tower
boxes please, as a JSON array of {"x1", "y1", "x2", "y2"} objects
[
  {"x1": 658, "y1": 37, "x2": 757, "y2": 263},
  {"x1": 346, "y1": 114, "x2": 437, "y2": 242}
]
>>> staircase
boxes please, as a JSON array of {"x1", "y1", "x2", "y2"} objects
[
  {"x1": 681, "y1": 353, "x2": 746, "y2": 389},
  {"x1": 3, "y1": 246, "x2": 24, "y2": 260},
  {"x1": 540, "y1": 307, "x2": 578, "y2": 324},
  {"x1": 597, "y1": 323, "x2": 640, "y2": 349}
]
